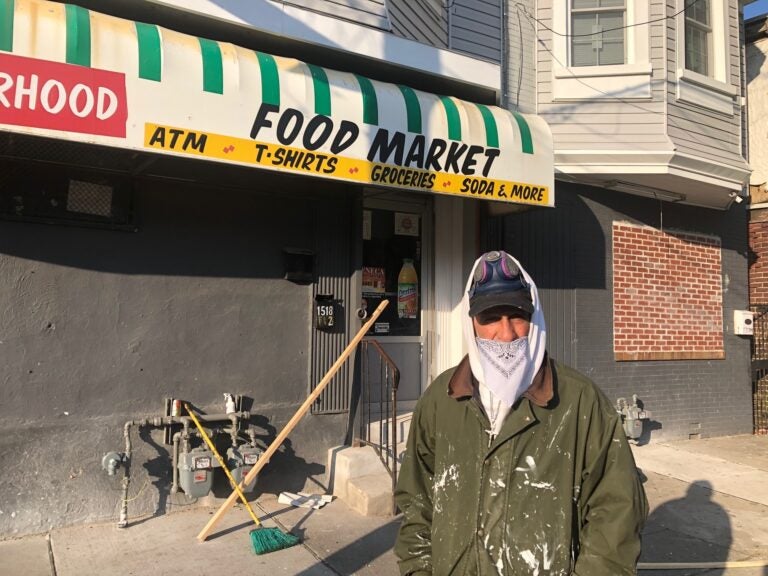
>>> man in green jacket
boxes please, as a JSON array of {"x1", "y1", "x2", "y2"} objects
[{"x1": 395, "y1": 250, "x2": 648, "y2": 575}]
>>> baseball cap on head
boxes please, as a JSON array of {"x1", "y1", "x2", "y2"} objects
[{"x1": 468, "y1": 250, "x2": 533, "y2": 317}]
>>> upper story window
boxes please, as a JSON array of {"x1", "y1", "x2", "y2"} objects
[
  {"x1": 571, "y1": 0, "x2": 626, "y2": 67},
  {"x1": 551, "y1": 1, "x2": 651, "y2": 100},
  {"x1": 674, "y1": 0, "x2": 738, "y2": 115},
  {"x1": 685, "y1": 0, "x2": 712, "y2": 76}
]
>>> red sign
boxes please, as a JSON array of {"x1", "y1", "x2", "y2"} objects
[{"x1": 0, "y1": 52, "x2": 127, "y2": 138}]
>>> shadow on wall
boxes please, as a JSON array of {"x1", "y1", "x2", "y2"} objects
[
  {"x1": 497, "y1": 184, "x2": 606, "y2": 290},
  {"x1": 575, "y1": 181, "x2": 747, "y2": 254},
  {"x1": 0, "y1": 134, "x2": 359, "y2": 280},
  {"x1": 497, "y1": 180, "x2": 748, "y2": 295}
]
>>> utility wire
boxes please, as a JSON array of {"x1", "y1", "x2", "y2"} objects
[
  {"x1": 510, "y1": 3, "x2": 739, "y2": 196},
  {"x1": 513, "y1": 0, "x2": 705, "y2": 38},
  {"x1": 513, "y1": 3, "x2": 730, "y2": 124}
]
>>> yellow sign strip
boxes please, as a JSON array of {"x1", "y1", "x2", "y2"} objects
[{"x1": 143, "y1": 123, "x2": 550, "y2": 205}]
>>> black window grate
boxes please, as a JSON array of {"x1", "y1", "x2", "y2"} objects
[
  {"x1": 0, "y1": 158, "x2": 134, "y2": 230},
  {"x1": 750, "y1": 305, "x2": 768, "y2": 434}
]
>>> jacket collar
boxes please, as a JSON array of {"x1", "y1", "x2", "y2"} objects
[{"x1": 447, "y1": 352, "x2": 553, "y2": 408}]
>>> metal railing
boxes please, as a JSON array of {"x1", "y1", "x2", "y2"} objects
[
  {"x1": 356, "y1": 339, "x2": 400, "y2": 515},
  {"x1": 751, "y1": 305, "x2": 768, "y2": 435}
]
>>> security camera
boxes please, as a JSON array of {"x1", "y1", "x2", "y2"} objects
[{"x1": 729, "y1": 191, "x2": 744, "y2": 204}]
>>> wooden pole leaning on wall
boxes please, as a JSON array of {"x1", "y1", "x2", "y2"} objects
[{"x1": 196, "y1": 299, "x2": 389, "y2": 542}]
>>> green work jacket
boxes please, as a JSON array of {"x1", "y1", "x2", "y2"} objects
[{"x1": 394, "y1": 356, "x2": 648, "y2": 575}]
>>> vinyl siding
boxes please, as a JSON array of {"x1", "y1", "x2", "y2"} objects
[
  {"x1": 283, "y1": 0, "x2": 390, "y2": 30},
  {"x1": 536, "y1": 0, "x2": 746, "y2": 169},
  {"x1": 449, "y1": 0, "x2": 502, "y2": 62},
  {"x1": 664, "y1": 0, "x2": 745, "y2": 167},
  {"x1": 536, "y1": 0, "x2": 669, "y2": 152},
  {"x1": 388, "y1": 0, "x2": 448, "y2": 47},
  {"x1": 388, "y1": 0, "x2": 502, "y2": 67}
]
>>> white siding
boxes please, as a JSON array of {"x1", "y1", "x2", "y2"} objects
[
  {"x1": 535, "y1": 0, "x2": 745, "y2": 169},
  {"x1": 664, "y1": 0, "x2": 745, "y2": 168},
  {"x1": 536, "y1": 0, "x2": 668, "y2": 152}
]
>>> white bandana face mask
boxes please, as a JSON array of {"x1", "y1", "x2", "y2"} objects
[{"x1": 475, "y1": 337, "x2": 534, "y2": 407}]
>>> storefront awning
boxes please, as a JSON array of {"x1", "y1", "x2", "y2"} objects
[{"x1": 0, "y1": 0, "x2": 554, "y2": 206}]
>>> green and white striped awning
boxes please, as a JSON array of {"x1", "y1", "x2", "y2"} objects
[{"x1": 0, "y1": 0, "x2": 554, "y2": 206}]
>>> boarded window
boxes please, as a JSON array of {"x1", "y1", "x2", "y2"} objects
[{"x1": 612, "y1": 222, "x2": 723, "y2": 361}]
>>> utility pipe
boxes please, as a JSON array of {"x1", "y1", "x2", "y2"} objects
[
  {"x1": 114, "y1": 411, "x2": 249, "y2": 528},
  {"x1": 118, "y1": 419, "x2": 146, "y2": 528},
  {"x1": 228, "y1": 413, "x2": 238, "y2": 447},
  {"x1": 171, "y1": 431, "x2": 181, "y2": 494},
  {"x1": 246, "y1": 427, "x2": 257, "y2": 447}
]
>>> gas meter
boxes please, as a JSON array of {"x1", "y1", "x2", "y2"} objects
[
  {"x1": 178, "y1": 447, "x2": 215, "y2": 498},
  {"x1": 616, "y1": 395, "x2": 651, "y2": 444},
  {"x1": 227, "y1": 445, "x2": 262, "y2": 492}
]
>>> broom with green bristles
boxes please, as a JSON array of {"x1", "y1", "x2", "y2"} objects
[
  {"x1": 184, "y1": 403, "x2": 300, "y2": 554},
  {"x1": 195, "y1": 300, "x2": 389, "y2": 550}
]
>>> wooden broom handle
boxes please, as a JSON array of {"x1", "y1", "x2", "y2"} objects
[{"x1": 197, "y1": 299, "x2": 389, "y2": 541}]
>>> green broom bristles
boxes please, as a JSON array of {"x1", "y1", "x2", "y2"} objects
[{"x1": 250, "y1": 526, "x2": 300, "y2": 555}]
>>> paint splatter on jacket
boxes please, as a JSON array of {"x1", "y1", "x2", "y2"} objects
[{"x1": 394, "y1": 355, "x2": 648, "y2": 575}]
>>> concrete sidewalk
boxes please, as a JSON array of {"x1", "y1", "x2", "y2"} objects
[
  {"x1": 1, "y1": 435, "x2": 767, "y2": 576},
  {"x1": 635, "y1": 435, "x2": 768, "y2": 576}
]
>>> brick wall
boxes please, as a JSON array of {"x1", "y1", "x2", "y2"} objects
[
  {"x1": 749, "y1": 212, "x2": 768, "y2": 304},
  {"x1": 613, "y1": 222, "x2": 724, "y2": 361}
]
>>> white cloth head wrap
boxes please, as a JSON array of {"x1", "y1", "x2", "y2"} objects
[{"x1": 460, "y1": 253, "x2": 547, "y2": 434}]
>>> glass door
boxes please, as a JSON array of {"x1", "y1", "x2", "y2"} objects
[{"x1": 361, "y1": 194, "x2": 431, "y2": 407}]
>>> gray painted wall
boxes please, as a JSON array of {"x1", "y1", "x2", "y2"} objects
[
  {"x1": 498, "y1": 183, "x2": 752, "y2": 441},
  {"x1": 0, "y1": 172, "x2": 355, "y2": 536}
]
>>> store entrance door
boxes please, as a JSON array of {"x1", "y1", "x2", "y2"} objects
[{"x1": 360, "y1": 194, "x2": 431, "y2": 409}]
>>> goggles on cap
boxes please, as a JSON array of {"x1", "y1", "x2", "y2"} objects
[{"x1": 469, "y1": 251, "x2": 530, "y2": 298}]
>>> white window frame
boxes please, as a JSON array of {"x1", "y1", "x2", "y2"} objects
[
  {"x1": 675, "y1": 0, "x2": 737, "y2": 115},
  {"x1": 570, "y1": 1, "x2": 627, "y2": 68},
  {"x1": 552, "y1": 1, "x2": 652, "y2": 100},
  {"x1": 684, "y1": 0, "x2": 713, "y2": 75}
]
